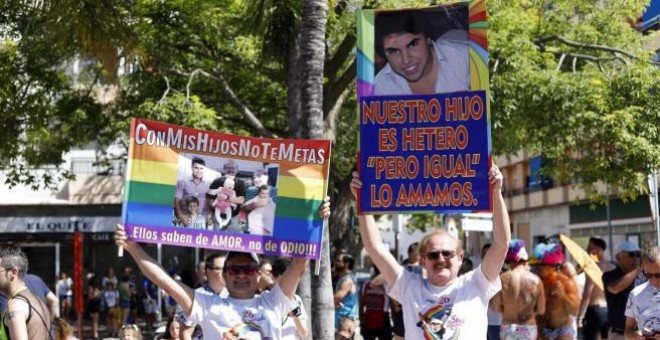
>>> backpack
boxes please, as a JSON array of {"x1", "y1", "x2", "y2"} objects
[
  {"x1": 0, "y1": 293, "x2": 53, "y2": 340},
  {"x1": 360, "y1": 281, "x2": 386, "y2": 331}
]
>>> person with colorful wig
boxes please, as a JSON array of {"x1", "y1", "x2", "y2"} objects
[
  {"x1": 491, "y1": 239, "x2": 545, "y2": 340},
  {"x1": 530, "y1": 243, "x2": 580, "y2": 340}
]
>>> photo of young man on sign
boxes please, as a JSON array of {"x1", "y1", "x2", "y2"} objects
[{"x1": 374, "y1": 4, "x2": 469, "y2": 95}]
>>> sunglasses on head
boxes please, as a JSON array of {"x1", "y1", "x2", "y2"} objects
[
  {"x1": 425, "y1": 250, "x2": 457, "y2": 261},
  {"x1": 644, "y1": 272, "x2": 660, "y2": 279},
  {"x1": 225, "y1": 264, "x2": 258, "y2": 276}
]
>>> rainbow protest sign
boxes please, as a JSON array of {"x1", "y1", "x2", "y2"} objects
[
  {"x1": 122, "y1": 118, "x2": 331, "y2": 259},
  {"x1": 356, "y1": 1, "x2": 492, "y2": 214}
]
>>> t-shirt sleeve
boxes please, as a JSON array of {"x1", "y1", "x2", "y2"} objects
[
  {"x1": 624, "y1": 293, "x2": 635, "y2": 319},
  {"x1": 26, "y1": 275, "x2": 50, "y2": 298},
  {"x1": 295, "y1": 295, "x2": 308, "y2": 320},
  {"x1": 188, "y1": 290, "x2": 208, "y2": 325},
  {"x1": 475, "y1": 265, "x2": 502, "y2": 300},
  {"x1": 266, "y1": 284, "x2": 297, "y2": 318},
  {"x1": 387, "y1": 269, "x2": 417, "y2": 303},
  {"x1": 624, "y1": 286, "x2": 640, "y2": 319},
  {"x1": 602, "y1": 270, "x2": 617, "y2": 288}
]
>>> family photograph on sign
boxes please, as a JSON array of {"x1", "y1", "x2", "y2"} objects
[
  {"x1": 173, "y1": 155, "x2": 278, "y2": 236},
  {"x1": 122, "y1": 118, "x2": 331, "y2": 259}
]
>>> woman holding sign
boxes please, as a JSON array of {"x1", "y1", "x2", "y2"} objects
[{"x1": 350, "y1": 165, "x2": 510, "y2": 339}]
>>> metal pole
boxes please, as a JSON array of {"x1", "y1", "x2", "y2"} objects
[
  {"x1": 55, "y1": 242, "x2": 61, "y2": 281},
  {"x1": 394, "y1": 214, "x2": 401, "y2": 261},
  {"x1": 607, "y1": 185, "x2": 614, "y2": 260},
  {"x1": 157, "y1": 243, "x2": 163, "y2": 323}
]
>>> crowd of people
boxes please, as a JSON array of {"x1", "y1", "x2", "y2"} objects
[{"x1": 0, "y1": 165, "x2": 657, "y2": 340}]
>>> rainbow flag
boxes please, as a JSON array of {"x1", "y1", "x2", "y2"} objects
[{"x1": 122, "y1": 118, "x2": 331, "y2": 259}]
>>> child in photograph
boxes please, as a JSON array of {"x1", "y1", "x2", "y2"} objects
[
  {"x1": 182, "y1": 196, "x2": 207, "y2": 229},
  {"x1": 210, "y1": 177, "x2": 237, "y2": 228},
  {"x1": 244, "y1": 185, "x2": 276, "y2": 235}
]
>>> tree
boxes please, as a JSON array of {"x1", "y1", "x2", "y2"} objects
[
  {"x1": 3, "y1": 0, "x2": 659, "y2": 335},
  {"x1": 488, "y1": 0, "x2": 660, "y2": 200}
]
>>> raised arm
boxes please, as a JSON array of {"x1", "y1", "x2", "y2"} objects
[
  {"x1": 481, "y1": 165, "x2": 511, "y2": 281},
  {"x1": 279, "y1": 257, "x2": 308, "y2": 299},
  {"x1": 606, "y1": 266, "x2": 640, "y2": 294},
  {"x1": 351, "y1": 171, "x2": 402, "y2": 287},
  {"x1": 279, "y1": 198, "x2": 331, "y2": 298},
  {"x1": 114, "y1": 225, "x2": 194, "y2": 316}
]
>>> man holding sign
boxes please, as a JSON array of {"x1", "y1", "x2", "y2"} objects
[
  {"x1": 350, "y1": 165, "x2": 510, "y2": 339},
  {"x1": 114, "y1": 198, "x2": 330, "y2": 339}
]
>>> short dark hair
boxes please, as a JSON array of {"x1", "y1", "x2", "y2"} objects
[
  {"x1": 272, "y1": 257, "x2": 291, "y2": 278},
  {"x1": 191, "y1": 157, "x2": 205, "y2": 167},
  {"x1": 589, "y1": 237, "x2": 606, "y2": 251},
  {"x1": 342, "y1": 254, "x2": 355, "y2": 271},
  {"x1": 408, "y1": 242, "x2": 419, "y2": 255},
  {"x1": 205, "y1": 252, "x2": 225, "y2": 269},
  {"x1": 375, "y1": 11, "x2": 430, "y2": 58},
  {"x1": 185, "y1": 196, "x2": 199, "y2": 206}
]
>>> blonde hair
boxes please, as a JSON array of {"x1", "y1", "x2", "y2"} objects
[
  {"x1": 53, "y1": 318, "x2": 74, "y2": 340},
  {"x1": 417, "y1": 229, "x2": 463, "y2": 256},
  {"x1": 120, "y1": 324, "x2": 143, "y2": 340}
]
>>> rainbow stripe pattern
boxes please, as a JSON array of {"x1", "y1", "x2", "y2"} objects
[{"x1": 121, "y1": 118, "x2": 331, "y2": 259}]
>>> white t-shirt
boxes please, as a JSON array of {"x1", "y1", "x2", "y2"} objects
[
  {"x1": 625, "y1": 282, "x2": 660, "y2": 335},
  {"x1": 56, "y1": 278, "x2": 72, "y2": 297},
  {"x1": 103, "y1": 290, "x2": 118, "y2": 308},
  {"x1": 187, "y1": 284, "x2": 295, "y2": 340},
  {"x1": 281, "y1": 294, "x2": 307, "y2": 340},
  {"x1": 388, "y1": 265, "x2": 501, "y2": 339}
]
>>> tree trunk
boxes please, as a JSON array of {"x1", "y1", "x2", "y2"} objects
[
  {"x1": 298, "y1": 0, "x2": 331, "y2": 338},
  {"x1": 287, "y1": 32, "x2": 303, "y2": 139}
]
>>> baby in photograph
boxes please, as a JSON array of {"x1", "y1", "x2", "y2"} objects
[
  {"x1": 210, "y1": 177, "x2": 236, "y2": 228},
  {"x1": 244, "y1": 185, "x2": 275, "y2": 235}
]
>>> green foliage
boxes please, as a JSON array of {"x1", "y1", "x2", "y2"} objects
[
  {"x1": 2, "y1": 0, "x2": 659, "y2": 203},
  {"x1": 489, "y1": 0, "x2": 660, "y2": 198}
]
